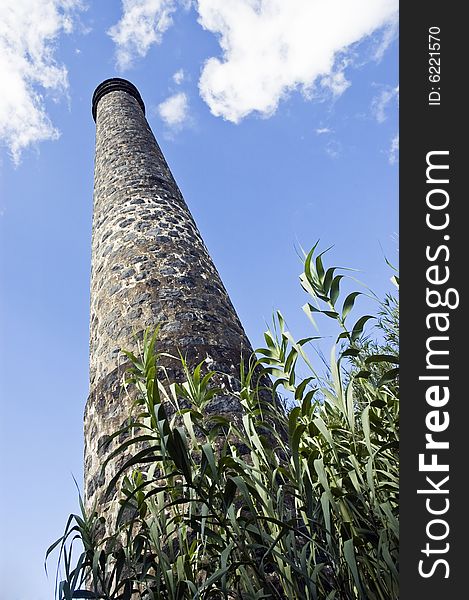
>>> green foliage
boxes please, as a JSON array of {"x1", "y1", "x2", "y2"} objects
[{"x1": 47, "y1": 246, "x2": 399, "y2": 599}]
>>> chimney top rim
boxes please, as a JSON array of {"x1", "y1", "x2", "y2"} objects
[{"x1": 92, "y1": 78, "x2": 145, "y2": 122}]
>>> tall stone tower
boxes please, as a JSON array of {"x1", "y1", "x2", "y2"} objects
[{"x1": 84, "y1": 78, "x2": 253, "y2": 514}]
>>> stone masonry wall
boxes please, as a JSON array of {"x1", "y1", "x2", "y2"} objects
[{"x1": 84, "y1": 81, "x2": 253, "y2": 519}]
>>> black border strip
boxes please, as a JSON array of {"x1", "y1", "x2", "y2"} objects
[{"x1": 400, "y1": 4, "x2": 464, "y2": 596}]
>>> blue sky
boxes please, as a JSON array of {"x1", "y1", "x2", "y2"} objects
[{"x1": 0, "y1": 2, "x2": 398, "y2": 598}]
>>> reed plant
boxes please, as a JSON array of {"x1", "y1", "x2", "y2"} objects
[{"x1": 47, "y1": 245, "x2": 399, "y2": 599}]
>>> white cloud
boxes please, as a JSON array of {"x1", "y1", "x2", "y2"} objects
[
  {"x1": 372, "y1": 84, "x2": 399, "y2": 123},
  {"x1": 315, "y1": 127, "x2": 331, "y2": 135},
  {"x1": 197, "y1": 0, "x2": 399, "y2": 123},
  {"x1": 325, "y1": 139, "x2": 342, "y2": 159},
  {"x1": 108, "y1": 0, "x2": 398, "y2": 123},
  {"x1": 173, "y1": 68, "x2": 185, "y2": 85},
  {"x1": 0, "y1": 0, "x2": 83, "y2": 163},
  {"x1": 389, "y1": 133, "x2": 399, "y2": 165},
  {"x1": 319, "y1": 67, "x2": 351, "y2": 98},
  {"x1": 108, "y1": 0, "x2": 177, "y2": 71},
  {"x1": 372, "y1": 15, "x2": 398, "y2": 61},
  {"x1": 158, "y1": 92, "x2": 189, "y2": 127}
]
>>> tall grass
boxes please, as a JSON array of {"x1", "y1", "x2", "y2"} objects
[{"x1": 47, "y1": 246, "x2": 399, "y2": 599}]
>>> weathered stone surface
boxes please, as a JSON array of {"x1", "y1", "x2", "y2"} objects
[{"x1": 84, "y1": 79, "x2": 254, "y2": 524}]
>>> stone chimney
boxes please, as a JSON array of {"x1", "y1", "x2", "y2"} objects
[{"x1": 84, "y1": 78, "x2": 253, "y2": 516}]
